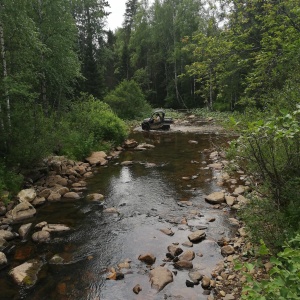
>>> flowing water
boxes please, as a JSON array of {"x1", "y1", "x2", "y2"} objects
[{"x1": 0, "y1": 129, "x2": 237, "y2": 300}]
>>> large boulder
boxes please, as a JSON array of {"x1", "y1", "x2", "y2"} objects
[
  {"x1": 205, "y1": 192, "x2": 225, "y2": 204},
  {"x1": 6, "y1": 201, "x2": 36, "y2": 223},
  {"x1": 85, "y1": 151, "x2": 107, "y2": 166},
  {"x1": 9, "y1": 259, "x2": 43, "y2": 287},
  {"x1": 17, "y1": 189, "x2": 36, "y2": 203},
  {"x1": 149, "y1": 266, "x2": 173, "y2": 291}
]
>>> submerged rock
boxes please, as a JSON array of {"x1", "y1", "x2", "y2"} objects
[
  {"x1": 149, "y1": 266, "x2": 173, "y2": 291},
  {"x1": 9, "y1": 259, "x2": 43, "y2": 287}
]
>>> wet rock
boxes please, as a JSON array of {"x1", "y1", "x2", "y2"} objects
[
  {"x1": 0, "y1": 229, "x2": 16, "y2": 241},
  {"x1": 103, "y1": 207, "x2": 119, "y2": 214},
  {"x1": 32, "y1": 230, "x2": 50, "y2": 243},
  {"x1": 42, "y1": 224, "x2": 70, "y2": 233},
  {"x1": 106, "y1": 268, "x2": 124, "y2": 280},
  {"x1": 225, "y1": 196, "x2": 235, "y2": 206},
  {"x1": 86, "y1": 193, "x2": 104, "y2": 202},
  {"x1": 53, "y1": 186, "x2": 69, "y2": 196},
  {"x1": 221, "y1": 245, "x2": 235, "y2": 256},
  {"x1": 188, "y1": 230, "x2": 206, "y2": 243},
  {"x1": 173, "y1": 260, "x2": 193, "y2": 269},
  {"x1": 207, "y1": 163, "x2": 223, "y2": 170},
  {"x1": 32, "y1": 197, "x2": 46, "y2": 206},
  {"x1": 121, "y1": 161, "x2": 133, "y2": 166},
  {"x1": 138, "y1": 253, "x2": 156, "y2": 265},
  {"x1": 182, "y1": 241, "x2": 193, "y2": 247},
  {"x1": 188, "y1": 270, "x2": 203, "y2": 283},
  {"x1": 118, "y1": 261, "x2": 131, "y2": 269},
  {"x1": 123, "y1": 139, "x2": 138, "y2": 148},
  {"x1": 6, "y1": 201, "x2": 36, "y2": 223},
  {"x1": 188, "y1": 140, "x2": 198, "y2": 144},
  {"x1": 38, "y1": 189, "x2": 51, "y2": 200},
  {"x1": 149, "y1": 266, "x2": 173, "y2": 291},
  {"x1": 35, "y1": 221, "x2": 47, "y2": 229},
  {"x1": 133, "y1": 284, "x2": 142, "y2": 294},
  {"x1": 18, "y1": 223, "x2": 32, "y2": 238},
  {"x1": 0, "y1": 251, "x2": 7, "y2": 267},
  {"x1": 179, "y1": 250, "x2": 195, "y2": 261},
  {"x1": 85, "y1": 151, "x2": 108, "y2": 166},
  {"x1": 205, "y1": 192, "x2": 225, "y2": 204},
  {"x1": 233, "y1": 186, "x2": 245, "y2": 196},
  {"x1": 0, "y1": 238, "x2": 8, "y2": 251},
  {"x1": 47, "y1": 192, "x2": 62, "y2": 202},
  {"x1": 49, "y1": 254, "x2": 64, "y2": 264},
  {"x1": 63, "y1": 192, "x2": 80, "y2": 200},
  {"x1": 9, "y1": 259, "x2": 43, "y2": 287},
  {"x1": 201, "y1": 275, "x2": 211, "y2": 288},
  {"x1": 160, "y1": 228, "x2": 174, "y2": 236},
  {"x1": 186, "y1": 279, "x2": 194, "y2": 287},
  {"x1": 167, "y1": 245, "x2": 183, "y2": 257},
  {"x1": 17, "y1": 189, "x2": 36, "y2": 203}
]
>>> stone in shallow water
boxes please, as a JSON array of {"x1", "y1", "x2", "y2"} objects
[
  {"x1": 138, "y1": 253, "x2": 156, "y2": 265},
  {"x1": 9, "y1": 259, "x2": 43, "y2": 287},
  {"x1": 205, "y1": 192, "x2": 225, "y2": 204},
  {"x1": 188, "y1": 230, "x2": 206, "y2": 243},
  {"x1": 149, "y1": 266, "x2": 173, "y2": 291}
]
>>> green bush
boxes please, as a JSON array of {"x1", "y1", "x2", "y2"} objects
[
  {"x1": 0, "y1": 163, "x2": 23, "y2": 198},
  {"x1": 57, "y1": 94, "x2": 128, "y2": 160},
  {"x1": 104, "y1": 80, "x2": 152, "y2": 120},
  {"x1": 236, "y1": 235, "x2": 300, "y2": 300}
]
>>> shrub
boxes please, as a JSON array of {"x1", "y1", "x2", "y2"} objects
[
  {"x1": 104, "y1": 80, "x2": 152, "y2": 120},
  {"x1": 236, "y1": 235, "x2": 300, "y2": 300},
  {"x1": 57, "y1": 94, "x2": 128, "y2": 160}
]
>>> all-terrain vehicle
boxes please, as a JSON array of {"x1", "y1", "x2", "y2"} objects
[{"x1": 141, "y1": 110, "x2": 174, "y2": 131}]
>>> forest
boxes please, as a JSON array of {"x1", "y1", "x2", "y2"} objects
[{"x1": 0, "y1": 0, "x2": 299, "y2": 298}]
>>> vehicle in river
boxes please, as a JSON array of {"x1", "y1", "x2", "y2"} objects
[{"x1": 141, "y1": 109, "x2": 173, "y2": 131}]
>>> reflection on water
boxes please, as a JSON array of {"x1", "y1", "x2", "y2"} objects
[{"x1": 0, "y1": 130, "x2": 237, "y2": 300}]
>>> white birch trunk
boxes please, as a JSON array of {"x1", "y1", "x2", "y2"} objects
[{"x1": 0, "y1": 21, "x2": 11, "y2": 130}]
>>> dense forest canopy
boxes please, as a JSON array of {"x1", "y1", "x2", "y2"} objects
[{"x1": 0, "y1": 0, "x2": 299, "y2": 166}]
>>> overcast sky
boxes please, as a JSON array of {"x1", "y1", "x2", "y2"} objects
[{"x1": 106, "y1": 0, "x2": 154, "y2": 31}]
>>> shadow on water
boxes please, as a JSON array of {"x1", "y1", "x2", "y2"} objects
[{"x1": 0, "y1": 130, "x2": 238, "y2": 300}]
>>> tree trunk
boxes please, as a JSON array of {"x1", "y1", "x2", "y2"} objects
[{"x1": 0, "y1": 21, "x2": 11, "y2": 130}]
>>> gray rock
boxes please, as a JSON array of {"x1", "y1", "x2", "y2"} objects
[
  {"x1": 17, "y1": 189, "x2": 36, "y2": 203},
  {"x1": 6, "y1": 201, "x2": 36, "y2": 223},
  {"x1": 138, "y1": 253, "x2": 156, "y2": 265},
  {"x1": 42, "y1": 224, "x2": 70, "y2": 233},
  {"x1": 188, "y1": 270, "x2": 203, "y2": 283},
  {"x1": 0, "y1": 229, "x2": 16, "y2": 240},
  {"x1": 32, "y1": 230, "x2": 50, "y2": 243},
  {"x1": 205, "y1": 192, "x2": 225, "y2": 204},
  {"x1": 167, "y1": 244, "x2": 183, "y2": 257},
  {"x1": 149, "y1": 266, "x2": 173, "y2": 291},
  {"x1": 9, "y1": 259, "x2": 43, "y2": 287},
  {"x1": 188, "y1": 230, "x2": 206, "y2": 243},
  {"x1": 179, "y1": 250, "x2": 195, "y2": 261},
  {"x1": 0, "y1": 251, "x2": 7, "y2": 266},
  {"x1": 63, "y1": 192, "x2": 80, "y2": 200},
  {"x1": 18, "y1": 223, "x2": 32, "y2": 238},
  {"x1": 221, "y1": 245, "x2": 235, "y2": 256},
  {"x1": 173, "y1": 260, "x2": 193, "y2": 269}
]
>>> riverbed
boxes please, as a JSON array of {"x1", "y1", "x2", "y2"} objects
[{"x1": 0, "y1": 125, "x2": 238, "y2": 300}]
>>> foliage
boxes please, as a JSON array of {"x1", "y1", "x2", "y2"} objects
[
  {"x1": 233, "y1": 105, "x2": 300, "y2": 208},
  {"x1": 235, "y1": 235, "x2": 300, "y2": 300},
  {"x1": 0, "y1": 163, "x2": 23, "y2": 198},
  {"x1": 104, "y1": 80, "x2": 152, "y2": 120},
  {"x1": 57, "y1": 94, "x2": 128, "y2": 160}
]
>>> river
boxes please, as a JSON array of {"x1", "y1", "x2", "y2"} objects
[{"x1": 0, "y1": 127, "x2": 237, "y2": 300}]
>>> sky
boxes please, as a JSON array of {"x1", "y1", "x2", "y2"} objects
[
  {"x1": 106, "y1": 0, "x2": 154, "y2": 31},
  {"x1": 106, "y1": 0, "x2": 127, "y2": 31}
]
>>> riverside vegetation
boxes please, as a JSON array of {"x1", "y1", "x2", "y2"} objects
[{"x1": 0, "y1": 0, "x2": 300, "y2": 299}]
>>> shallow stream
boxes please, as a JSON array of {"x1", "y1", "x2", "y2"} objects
[{"x1": 0, "y1": 129, "x2": 237, "y2": 300}]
